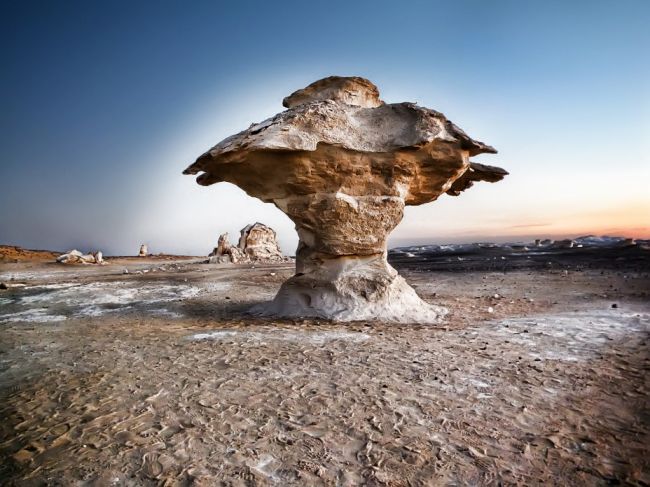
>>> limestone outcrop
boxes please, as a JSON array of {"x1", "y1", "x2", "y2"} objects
[
  {"x1": 56, "y1": 250, "x2": 105, "y2": 265},
  {"x1": 208, "y1": 232, "x2": 244, "y2": 263},
  {"x1": 185, "y1": 76, "x2": 508, "y2": 322},
  {"x1": 208, "y1": 223, "x2": 286, "y2": 264},
  {"x1": 238, "y1": 223, "x2": 285, "y2": 262}
]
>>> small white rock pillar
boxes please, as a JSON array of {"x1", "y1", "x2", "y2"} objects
[{"x1": 184, "y1": 76, "x2": 507, "y2": 323}]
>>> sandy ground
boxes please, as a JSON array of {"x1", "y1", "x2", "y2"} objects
[{"x1": 0, "y1": 255, "x2": 648, "y2": 485}]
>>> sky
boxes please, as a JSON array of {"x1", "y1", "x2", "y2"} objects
[{"x1": 1, "y1": 0, "x2": 648, "y2": 255}]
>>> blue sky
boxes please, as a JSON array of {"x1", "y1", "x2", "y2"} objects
[{"x1": 1, "y1": 0, "x2": 648, "y2": 255}]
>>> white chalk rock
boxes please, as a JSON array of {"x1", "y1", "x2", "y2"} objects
[
  {"x1": 56, "y1": 249, "x2": 105, "y2": 265},
  {"x1": 185, "y1": 76, "x2": 508, "y2": 323}
]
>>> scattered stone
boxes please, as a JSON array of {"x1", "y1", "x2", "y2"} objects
[
  {"x1": 184, "y1": 76, "x2": 507, "y2": 322},
  {"x1": 0, "y1": 282, "x2": 27, "y2": 290},
  {"x1": 487, "y1": 307, "x2": 495, "y2": 314},
  {"x1": 611, "y1": 303, "x2": 618, "y2": 309},
  {"x1": 123, "y1": 268, "x2": 129, "y2": 274}
]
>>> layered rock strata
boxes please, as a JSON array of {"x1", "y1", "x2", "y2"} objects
[{"x1": 185, "y1": 76, "x2": 507, "y2": 322}]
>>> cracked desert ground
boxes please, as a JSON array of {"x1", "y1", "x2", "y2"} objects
[{"x1": 0, "y1": 254, "x2": 648, "y2": 485}]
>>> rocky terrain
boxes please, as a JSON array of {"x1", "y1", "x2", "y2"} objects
[
  {"x1": 184, "y1": 76, "x2": 507, "y2": 323},
  {"x1": 0, "y1": 239, "x2": 648, "y2": 485},
  {"x1": 0, "y1": 245, "x2": 61, "y2": 263}
]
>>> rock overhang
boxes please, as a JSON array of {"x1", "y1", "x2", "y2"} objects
[
  {"x1": 183, "y1": 78, "x2": 505, "y2": 209},
  {"x1": 183, "y1": 76, "x2": 508, "y2": 323}
]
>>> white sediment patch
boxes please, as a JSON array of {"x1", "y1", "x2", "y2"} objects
[
  {"x1": 188, "y1": 329, "x2": 371, "y2": 344},
  {"x1": 19, "y1": 281, "x2": 201, "y2": 308},
  {"x1": 485, "y1": 308, "x2": 649, "y2": 361},
  {"x1": 205, "y1": 282, "x2": 232, "y2": 292},
  {"x1": 76, "y1": 304, "x2": 134, "y2": 317},
  {"x1": 0, "y1": 308, "x2": 66, "y2": 323},
  {"x1": 191, "y1": 330, "x2": 239, "y2": 340},
  {"x1": 148, "y1": 308, "x2": 184, "y2": 319},
  {"x1": 2, "y1": 281, "x2": 201, "y2": 321},
  {"x1": 0, "y1": 270, "x2": 72, "y2": 282},
  {"x1": 29, "y1": 283, "x2": 79, "y2": 290}
]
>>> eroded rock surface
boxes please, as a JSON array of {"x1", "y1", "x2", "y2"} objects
[
  {"x1": 208, "y1": 223, "x2": 286, "y2": 264},
  {"x1": 56, "y1": 250, "x2": 105, "y2": 265},
  {"x1": 139, "y1": 244, "x2": 148, "y2": 257},
  {"x1": 185, "y1": 76, "x2": 507, "y2": 322},
  {"x1": 238, "y1": 223, "x2": 285, "y2": 262}
]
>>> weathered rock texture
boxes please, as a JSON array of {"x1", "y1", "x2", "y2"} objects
[
  {"x1": 238, "y1": 223, "x2": 285, "y2": 262},
  {"x1": 208, "y1": 223, "x2": 286, "y2": 264},
  {"x1": 56, "y1": 250, "x2": 105, "y2": 265},
  {"x1": 185, "y1": 76, "x2": 507, "y2": 322}
]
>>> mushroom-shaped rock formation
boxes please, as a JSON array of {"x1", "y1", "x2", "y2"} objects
[{"x1": 184, "y1": 76, "x2": 508, "y2": 323}]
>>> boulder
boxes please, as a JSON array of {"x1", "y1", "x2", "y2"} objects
[
  {"x1": 139, "y1": 244, "x2": 148, "y2": 257},
  {"x1": 208, "y1": 225, "x2": 285, "y2": 264},
  {"x1": 238, "y1": 223, "x2": 284, "y2": 262},
  {"x1": 208, "y1": 232, "x2": 244, "y2": 263},
  {"x1": 185, "y1": 76, "x2": 507, "y2": 323},
  {"x1": 56, "y1": 249, "x2": 105, "y2": 265}
]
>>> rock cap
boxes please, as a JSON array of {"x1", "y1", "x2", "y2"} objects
[{"x1": 282, "y1": 76, "x2": 383, "y2": 109}]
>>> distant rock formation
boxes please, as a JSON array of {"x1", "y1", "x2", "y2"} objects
[
  {"x1": 56, "y1": 250, "x2": 105, "y2": 265},
  {"x1": 185, "y1": 76, "x2": 507, "y2": 322},
  {"x1": 238, "y1": 223, "x2": 284, "y2": 262},
  {"x1": 139, "y1": 244, "x2": 148, "y2": 257},
  {"x1": 551, "y1": 239, "x2": 576, "y2": 249},
  {"x1": 208, "y1": 232, "x2": 244, "y2": 263},
  {"x1": 208, "y1": 223, "x2": 286, "y2": 264}
]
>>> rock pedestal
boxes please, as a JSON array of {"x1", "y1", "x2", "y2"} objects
[{"x1": 185, "y1": 76, "x2": 507, "y2": 323}]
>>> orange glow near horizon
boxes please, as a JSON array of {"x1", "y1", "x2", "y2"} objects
[
  {"x1": 502, "y1": 202, "x2": 650, "y2": 239},
  {"x1": 395, "y1": 196, "x2": 650, "y2": 245}
]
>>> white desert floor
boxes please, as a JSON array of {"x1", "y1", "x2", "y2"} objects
[{"x1": 0, "y1": 258, "x2": 648, "y2": 485}]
